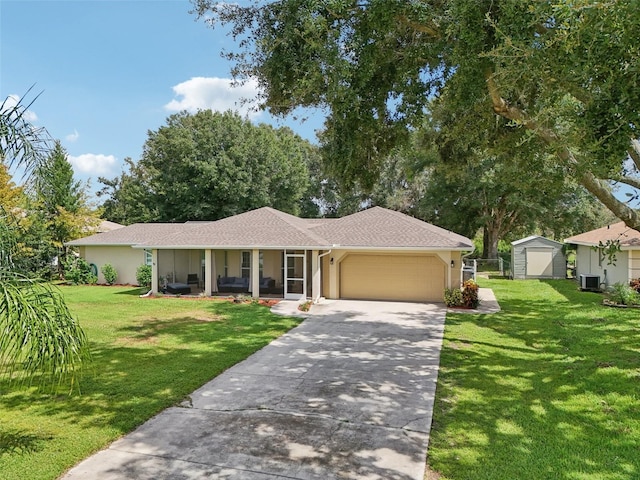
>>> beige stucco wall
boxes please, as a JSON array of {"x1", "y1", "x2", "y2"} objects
[
  {"x1": 211, "y1": 249, "x2": 283, "y2": 282},
  {"x1": 155, "y1": 249, "x2": 203, "y2": 284},
  {"x1": 575, "y1": 245, "x2": 630, "y2": 287},
  {"x1": 81, "y1": 246, "x2": 146, "y2": 285},
  {"x1": 322, "y1": 249, "x2": 463, "y2": 300},
  {"x1": 261, "y1": 250, "x2": 283, "y2": 285}
]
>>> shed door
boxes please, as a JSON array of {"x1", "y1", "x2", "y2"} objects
[
  {"x1": 340, "y1": 254, "x2": 445, "y2": 302},
  {"x1": 526, "y1": 248, "x2": 553, "y2": 277}
]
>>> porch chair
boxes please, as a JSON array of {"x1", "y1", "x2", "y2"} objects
[{"x1": 187, "y1": 274, "x2": 199, "y2": 287}]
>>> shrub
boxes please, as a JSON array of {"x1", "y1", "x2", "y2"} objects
[
  {"x1": 444, "y1": 288, "x2": 463, "y2": 307},
  {"x1": 630, "y1": 278, "x2": 640, "y2": 293},
  {"x1": 461, "y1": 279, "x2": 480, "y2": 309},
  {"x1": 233, "y1": 293, "x2": 252, "y2": 303},
  {"x1": 607, "y1": 283, "x2": 640, "y2": 306},
  {"x1": 136, "y1": 264, "x2": 152, "y2": 288},
  {"x1": 65, "y1": 257, "x2": 97, "y2": 285},
  {"x1": 101, "y1": 263, "x2": 118, "y2": 285},
  {"x1": 298, "y1": 300, "x2": 312, "y2": 312}
]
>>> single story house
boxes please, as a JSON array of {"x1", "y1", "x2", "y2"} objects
[
  {"x1": 511, "y1": 235, "x2": 566, "y2": 280},
  {"x1": 565, "y1": 222, "x2": 640, "y2": 288},
  {"x1": 67, "y1": 206, "x2": 473, "y2": 303}
]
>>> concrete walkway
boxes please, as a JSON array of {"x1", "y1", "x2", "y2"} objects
[{"x1": 62, "y1": 300, "x2": 447, "y2": 479}]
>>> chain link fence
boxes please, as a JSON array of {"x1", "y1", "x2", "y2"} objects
[{"x1": 463, "y1": 256, "x2": 511, "y2": 280}]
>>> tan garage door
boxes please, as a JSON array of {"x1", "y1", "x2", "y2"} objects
[{"x1": 340, "y1": 254, "x2": 445, "y2": 302}]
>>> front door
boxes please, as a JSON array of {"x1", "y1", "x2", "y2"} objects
[{"x1": 284, "y1": 251, "x2": 306, "y2": 300}]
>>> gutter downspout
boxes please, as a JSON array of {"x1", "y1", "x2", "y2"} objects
[{"x1": 315, "y1": 249, "x2": 332, "y2": 303}]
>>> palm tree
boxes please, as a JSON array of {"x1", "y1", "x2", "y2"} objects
[{"x1": 0, "y1": 90, "x2": 88, "y2": 388}]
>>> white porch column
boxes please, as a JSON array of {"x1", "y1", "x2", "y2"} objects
[
  {"x1": 311, "y1": 250, "x2": 321, "y2": 302},
  {"x1": 205, "y1": 249, "x2": 212, "y2": 295},
  {"x1": 251, "y1": 248, "x2": 260, "y2": 298},
  {"x1": 151, "y1": 249, "x2": 159, "y2": 294}
]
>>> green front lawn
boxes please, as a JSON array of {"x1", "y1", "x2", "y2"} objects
[
  {"x1": 0, "y1": 286, "x2": 301, "y2": 480},
  {"x1": 428, "y1": 278, "x2": 640, "y2": 480}
]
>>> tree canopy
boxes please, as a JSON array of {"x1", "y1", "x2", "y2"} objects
[
  {"x1": 99, "y1": 110, "x2": 319, "y2": 223},
  {"x1": 192, "y1": 0, "x2": 640, "y2": 228}
]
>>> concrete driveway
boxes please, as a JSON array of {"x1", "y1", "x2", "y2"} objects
[{"x1": 62, "y1": 300, "x2": 447, "y2": 480}]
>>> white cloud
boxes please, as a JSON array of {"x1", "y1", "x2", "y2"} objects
[
  {"x1": 69, "y1": 153, "x2": 117, "y2": 176},
  {"x1": 164, "y1": 77, "x2": 262, "y2": 118},
  {"x1": 2, "y1": 94, "x2": 38, "y2": 122},
  {"x1": 65, "y1": 129, "x2": 80, "y2": 142}
]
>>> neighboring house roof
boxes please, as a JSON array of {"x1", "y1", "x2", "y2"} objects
[
  {"x1": 97, "y1": 220, "x2": 125, "y2": 233},
  {"x1": 67, "y1": 206, "x2": 474, "y2": 250},
  {"x1": 511, "y1": 235, "x2": 563, "y2": 246},
  {"x1": 565, "y1": 222, "x2": 640, "y2": 248}
]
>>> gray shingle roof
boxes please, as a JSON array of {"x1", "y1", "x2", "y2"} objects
[
  {"x1": 67, "y1": 206, "x2": 473, "y2": 250},
  {"x1": 67, "y1": 223, "x2": 202, "y2": 246},
  {"x1": 309, "y1": 207, "x2": 473, "y2": 249},
  {"x1": 143, "y1": 208, "x2": 329, "y2": 248}
]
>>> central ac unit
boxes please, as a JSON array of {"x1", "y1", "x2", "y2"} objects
[{"x1": 580, "y1": 274, "x2": 600, "y2": 292}]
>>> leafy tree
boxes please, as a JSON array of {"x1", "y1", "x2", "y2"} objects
[
  {"x1": 0, "y1": 163, "x2": 25, "y2": 210},
  {"x1": 299, "y1": 149, "x2": 367, "y2": 218},
  {"x1": 0, "y1": 92, "x2": 88, "y2": 387},
  {"x1": 100, "y1": 110, "x2": 314, "y2": 222},
  {"x1": 34, "y1": 140, "x2": 98, "y2": 278},
  {"x1": 359, "y1": 140, "x2": 608, "y2": 258},
  {"x1": 97, "y1": 157, "x2": 156, "y2": 225},
  {"x1": 192, "y1": 0, "x2": 640, "y2": 228}
]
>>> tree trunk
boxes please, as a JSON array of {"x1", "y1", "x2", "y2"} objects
[{"x1": 483, "y1": 225, "x2": 500, "y2": 259}]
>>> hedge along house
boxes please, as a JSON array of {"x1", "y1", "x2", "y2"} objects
[
  {"x1": 510, "y1": 235, "x2": 567, "y2": 280},
  {"x1": 68, "y1": 206, "x2": 473, "y2": 303},
  {"x1": 565, "y1": 222, "x2": 640, "y2": 288}
]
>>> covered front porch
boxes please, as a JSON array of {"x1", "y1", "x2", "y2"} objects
[{"x1": 149, "y1": 248, "x2": 325, "y2": 301}]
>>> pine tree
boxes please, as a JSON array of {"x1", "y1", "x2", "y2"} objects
[{"x1": 35, "y1": 140, "x2": 98, "y2": 278}]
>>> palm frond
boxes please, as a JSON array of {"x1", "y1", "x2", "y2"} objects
[
  {"x1": 0, "y1": 86, "x2": 52, "y2": 178},
  {"x1": 0, "y1": 271, "x2": 89, "y2": 389}
]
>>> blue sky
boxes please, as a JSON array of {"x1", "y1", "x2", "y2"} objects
[{"x1": 1, "y1": 0, "x2": 324, "y2": 195}]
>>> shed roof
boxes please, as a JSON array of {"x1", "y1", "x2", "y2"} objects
[
  {"x1": 511, "y1": 235, "x2": 563, "y2": 247},
  {"x1": 564, "y1": 222, "x2": 640, "y2": 248}
]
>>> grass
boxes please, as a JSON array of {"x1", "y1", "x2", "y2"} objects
[
  {"x1": 427, "y1": 278, "x2": 640, "y2": 480},
  {"x1": 0, "y1": 285, "x2": 300, "y2": 480}
]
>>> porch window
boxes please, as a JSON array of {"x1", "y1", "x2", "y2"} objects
[
  {"x1": 241, "y1": 251, "x2": 251, "y2": 278},
  {"x1": 144, "y1": 249, "x2": 152, "y2": 266},
  {"x1": 224, "y1": 251, "x2": 228, "y2": 277}
]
